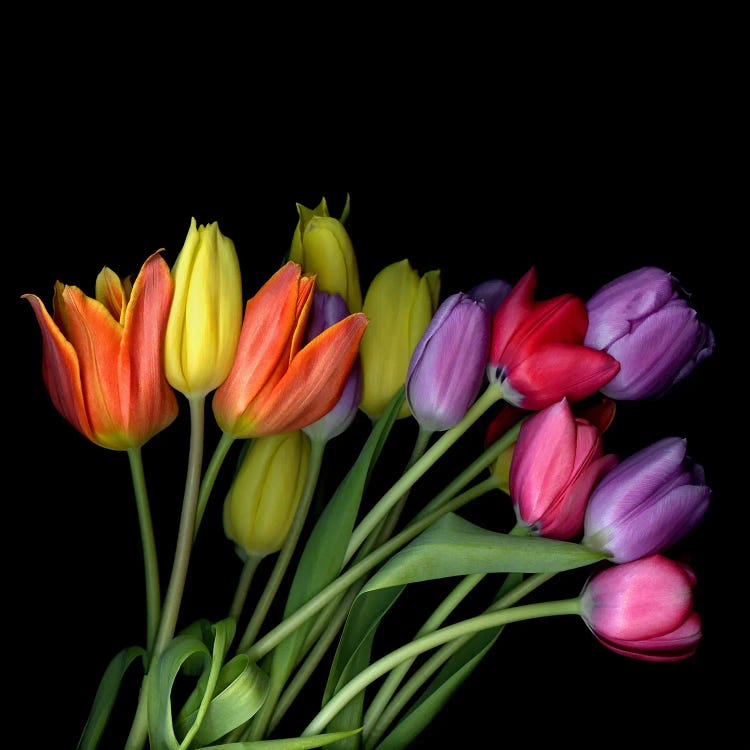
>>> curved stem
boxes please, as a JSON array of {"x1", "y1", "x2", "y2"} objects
[
  {"x1": 124, "y1": 395, "x2": 206, "y2": 750},
  {"x1": 245, "y1": 476, "x2": 499, "y2": 663},
  {"x1": 344, "y1": 383, "x2": 503, "y2": 565},
  {"x1": 229, "y1": 553, "x2": 264, "y2": 623},
  {"x1": 362, "y1": 572, "x2": 484, "y2": 738},
  {"x1": 237, "y1": 437, "x2": 327, "y2": 653},
  {"x1": 194, "y1": 430, "x2": 236, "y2": 537},
  {"x1": 302, "y1": 598, "x2": 582, "y2": 737},
  {"x1": 127, "y1": 447, "x2": 161, "y2": 653},
  {"x1": 364, "y1": 570, "x2": 556, "y2": 747}
]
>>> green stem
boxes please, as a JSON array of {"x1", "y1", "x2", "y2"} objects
[
  {"x1": 194, "y1": 430, "x2": 236, "y2": 538},
  {"x1": 237, "y1": 437, "x2": 327, "y2": 654},
  {"x1": 302, "y1": 598, "x2": 582, "y2": 737},
  {"x1": 362, "y1": 572, "x2": 484, "y2": 738},
  {"x1": 363, "y1": 570, "x2": 555, "y2": 747},
  {"x1": 229, "y1": 553, "x2": 264, "y2": 623},
  {"x1": 344, "y1": 384, "x2": 503, "y2": 565},
  {"x1": 124, "y1": 395, "x2": 206, "y2": 750},
  {"x1": 127, "y1": 447, "x2": 161, "y2": 653},
  {"x1": 245, "y1": 476, "x2": 499, "y2": 663}
]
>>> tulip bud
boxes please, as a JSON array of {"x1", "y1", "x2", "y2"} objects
[
  {"x1": 289, "y1": 198, "x2": 362, "y2": 313},
  {"x1": 509, "y1": 399, "x2": 617, "y2": 540},
  {"x1": 224, "y1": 431, "x2": 312, "y2": 558},
  {"x1": 165, "y1": 218, "x2": 243, "y2": 398},
  {"x1": 302, "y1": 292, "x2": 363, "y2": 443},
  {"x1": 467, "y1": 279, "x2": 512, "y2": 314},
  {"x1": 582, "y1": 437, "x2": 710, "y2": 563},
  {"x1": 359, "y1": 259, "x2": 440, "y2": 421},
  {"x1": 584, "y1": 267, "x2": 715, "y2": 400},
  {"x1": 406, "y1": 293, "x2": 491, "y2": 432},
  {"x1": 579, "y1": 555, "x2": 701, "y2": 661}
]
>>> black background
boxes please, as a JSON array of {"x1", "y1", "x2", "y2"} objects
[{"x1": 6, "y1": 30, "x2": 739, "y2": 750}]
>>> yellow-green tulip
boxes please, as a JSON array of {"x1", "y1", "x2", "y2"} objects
[
  {"x1": 359, "y1": 259, "x2": 440, "y2": 420},
  {"x1": 165, "y1": 218, "x2": 243, "y2": 398},
  {"x1": 289, "y1": 198, "x2": 362, "y2": 313},
  {"x1": 223, "y1": 431, "x2": 311, "y2": 558}
]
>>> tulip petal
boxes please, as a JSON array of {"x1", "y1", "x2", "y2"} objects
[
  {"x1": 504, "y1": 343, "x2": 620, "y2": 409},
  {"x1": 23, "y1": 293, "x2": 94, "y2": 441},
  {"x1": 490, "y1": 268, "x2": 537, "y2": 364},
  {"x1": 96, "y1": 266, "x2": 129, "y2": 324}
]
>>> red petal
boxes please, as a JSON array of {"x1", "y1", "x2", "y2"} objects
[{"x1": 490, "y1": 267, "x2": 537, "y2": 364}]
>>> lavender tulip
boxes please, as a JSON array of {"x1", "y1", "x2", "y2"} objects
[
  {"x1": 406, "y1": 292, "x2": 491, "y2": 432},
  {"x1": 582, "y1": 436, "x2": 710, "y2": 563},
  {"x1": 302, "y1": 291, "x2": 363, "y2": 443},
  {"x1": 468, "y1": 279, "x2": 512, "y2": 314},
  {"x1": 584, "y1": 266, "x2": 715, "y2": 400}
]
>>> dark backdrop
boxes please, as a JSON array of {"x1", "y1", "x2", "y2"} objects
[{"x1": 6, "y1": 55, "x2": 737, "y2": 749}]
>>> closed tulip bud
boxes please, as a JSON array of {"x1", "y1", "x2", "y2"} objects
[
  {"x1": 302, "y1": 292, "x2": 363, "y2": 443},
  {"x1": 509, "y1": 399, "x2": 617, "y2": 540},
  {"x1": 165, "y1": 218, "x2": 243, "y2": 398},
  {"x1": 579, "y1": 555, "x2": 701, "y2": 661},
  {"x1": 289, "y1": 198, "x2": 362, "y2": 313},
  {"x1": 584, "y1": 266, "x2": 715, "y2": 400},
  {"x1": 359, "y1": 259, "x2": 441, "y2": 421},
  {"x1": 406, "y1": 293, "x2": 491, "y2": 432},
  {"x1": 23, "y1": 252, "x2": 178, "y2": 450},
  {"x1": 582, "y1": 437, "x2": 710, "y2": 563},
  {"x1": 489, "y1": 268, "x2": 620, "y2": 410},
  {"x1": 224, "y1": 431, "x2": 312, "y2": 558}
]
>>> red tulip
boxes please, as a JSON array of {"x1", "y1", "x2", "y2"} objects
[
  {"x1": 23, "y1": 252, "x2": 179, "y2": 450},
  {"x1": 213, "y1": 262, "x2": 368, "y2": 438},
  {"x1": 488, "y1": 268, "x2": 620, "y2": 409}
]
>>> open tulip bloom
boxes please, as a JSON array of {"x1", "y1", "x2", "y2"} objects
[{"x1": 23, "y1": 204, "x2": 717, "y2": 749}]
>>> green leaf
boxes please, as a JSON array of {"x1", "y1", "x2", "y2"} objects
[
  {"x1": 267, "y1": 389, "x2": 404, "y2": 691},
  {"x1": 77, "y1": 646, "x2": 147, "y2": 750},
  {"x1": 198, "y1": 727, "x2": 362, "y2": 749},
  {"x1": 363, "y1": 513, "x2": 607, "y2": 593}
]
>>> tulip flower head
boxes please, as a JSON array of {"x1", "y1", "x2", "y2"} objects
[
  {"x1": 164, "y1": 218, "x2": 244, "y2": 398},
  {"x1": 508, "y1": 398, "x2": 617, "y2": 540},
  {"x1": 301, "y1": 291, "x2": 363, "y2": 443},
  {"x1": 359, "y1": 259, "x2": 441, "y2": 421},
  {"x1": 584, "y1": 266, "x2": 715, "y2": 400},
  {"x1": 23, "y1": 252, "x2": 179, "y2": 450},
  {"x1": 582, "y1": 436, "x2": 710, "y2": 563},
  {"x1": 406, "y1": 292, "x2": 491, "y2": 432},
  {"x1": 488, "y1": 268, "x2": 620, "y2": 410},
  {"x1": 579, "y1": 555, "x2": 701, "y2": 661},
  {"x1": 213, "y1": 262, "x2": 368, "y2": 439},
  {"x1": 224, "y1": 430, "x2": 312, "y2": 558},
  {"x1": 289, "y1": 198, "x2": 363, "y2": 313}
]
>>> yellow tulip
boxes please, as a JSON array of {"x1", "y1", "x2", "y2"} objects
[
  {"x1": 289, "y1": 198, "x2": 362, "y2": 312},
  {"x1": 223, "y1": 431, "x2": 311, "y2": 557},
  {"x1": 165, "y1": 218, "x2": 243, "y2": 398},
  {"x1": 359, "y1": 259, "x2": 440, "y2": 420}
]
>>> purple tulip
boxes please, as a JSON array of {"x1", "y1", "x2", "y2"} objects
[
  {"x1": 302, "y1": 291, "x2": 363, "y2": 442},
  {"x1": 579, "y1": 554, "x2": 701, "y2": 662},
  {"x1": 584, "y1": 267, "x2": 715, "y2": 400},
  {"x1": 582, "y1": 437, "x2": 710, "y2": 563},
  {"x1": 406, "y1": 292, "x2": 491, "y2": 432},
  {"x1": 467, "y1": 279, "x2": 512, "y2": 314}
]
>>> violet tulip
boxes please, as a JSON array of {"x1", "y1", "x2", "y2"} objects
[
  {"x1": 584, "y1": 266, "x2": 715, "y2": 400},
  {"x1": 579, "y1": 555, "x2": 701, "y2": 661},
  {"x1": 508, "y1": 399, "x2": 617, "y2": 540},
  {"x1": 489, "y1": 268, "x2": 620, "y2": 409},
  {"x1": 302, "y1": 291, "x2": 363, "y2": 443},
  {"x1": 467, "y1": 279, "x2": 512, "y2": 314},
  {"x1": 582, "y1": 436, "x2": 710, "y2": 563},
  {"x1": 406, "y1": 292, "x2": 491, "y2": 432}
]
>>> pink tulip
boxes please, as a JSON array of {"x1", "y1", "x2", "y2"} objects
[{"x1": 509, "y1": 399, "x2": 617, "y2": 540}]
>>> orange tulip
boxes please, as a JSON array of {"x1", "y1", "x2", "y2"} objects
[
  {"x1": 213, "y1": 261, "x2": 368, "y2": 438},
  {"x1": 23, "y1": 252, "x2": 179, "y2": 450}
]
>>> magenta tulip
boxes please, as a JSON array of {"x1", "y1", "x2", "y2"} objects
[
  {"x1": 489, "y1": 268, "x2": 620, "y2": 409},
  {"x1": 579, "y1": 555, "x2": 701, "y2": 661},
  {"x1": 582, "y1": 437, "x2": 710, "y2": 563},
  {"x1": 406, "y1": 292, "x2": 491, "y2": 432},
  {"x1": 509, "y1": 399, "x2": 617, "y2": 540},
  {"x1": 584, "y1": 266, "x2": 715, "y2": 400}
]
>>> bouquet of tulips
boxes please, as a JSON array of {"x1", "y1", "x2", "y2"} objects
[{"x1": 23, "y1": 196, "x2": 716, "y2": 750}]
